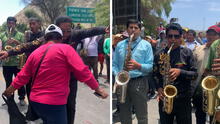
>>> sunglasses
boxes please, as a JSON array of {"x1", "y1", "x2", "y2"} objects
[{"x1": 167, "y1": 34, "x2": 181, "y2": 39}]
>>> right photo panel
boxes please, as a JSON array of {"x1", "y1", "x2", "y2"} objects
[{"x1": 112, "y1": 0, "x2": 220, "y2": 124}]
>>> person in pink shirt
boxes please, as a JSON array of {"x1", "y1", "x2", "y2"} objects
[{"x1": 3, "y1": 24, "x2": 108, "y2": 124}]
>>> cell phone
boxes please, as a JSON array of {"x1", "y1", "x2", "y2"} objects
[{"x1": 94, "y1": 92, "x2": 102, "y2": 98}]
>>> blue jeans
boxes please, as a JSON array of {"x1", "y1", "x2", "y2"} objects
[{"x1": 30, "y1": 101, "x2": 67, "y2": 124}]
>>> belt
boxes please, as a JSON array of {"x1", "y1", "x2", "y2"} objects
[{"x1": 130, "y1": 76, "x2": 144, "y2": 80}]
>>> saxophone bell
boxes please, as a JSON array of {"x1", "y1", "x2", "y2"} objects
[{"x1": 202, "y1": 76, "x2": 219, "y2": 115}]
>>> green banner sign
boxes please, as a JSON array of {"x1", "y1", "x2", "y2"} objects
[{"x1": 66, "y1": 7, "x2": 96, "y2": 23}]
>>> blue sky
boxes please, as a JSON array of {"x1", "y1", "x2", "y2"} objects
[
  {"x1": 0, "y1": 0, "x2": 219, "y2": 31},
  {"x1": 0, "y1": 0, "x2": 25, "y2": 25},
  {"x1": 163, "y1": 0, "x2": 220, "y2": 31}
]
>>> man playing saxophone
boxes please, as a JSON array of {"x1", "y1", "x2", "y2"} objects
[
  {"x1": 153, "y1": 23, "x2": 197, "y2": 124},
  {"x1": 112, "y1": 19, "x2": 153, "y2": 124},
  {"x1": 0, "y1": 17, "x2": 26, "y2": 106},
  {"x1": 192, "y1": 24, "x2": 220, "y2": 124},
  {"x1": 205, "y1": 23, "x2": 220, "y2": 124}
]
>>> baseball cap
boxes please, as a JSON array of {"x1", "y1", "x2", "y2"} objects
[
  {"x1": 45, "y1": 24, "x2": 63, "y2": 36},
  {"x1": 207, "y1": 24, "x2": 220, "y2": 34}
]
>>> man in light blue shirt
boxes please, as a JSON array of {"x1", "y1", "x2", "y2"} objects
[{"x1": 113, "y1": 19, "x2": 153, "y2": 124}]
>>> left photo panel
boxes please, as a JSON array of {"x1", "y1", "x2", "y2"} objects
[{"x1": 0, "y1": 0, "x2": 110, "y2": 124}]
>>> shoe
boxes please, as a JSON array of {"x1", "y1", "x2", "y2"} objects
[
  {"x1": 132, "y1": 114, "x2": 136, "y2": 120},
  {"x1": 19, "y1": 100, "x2": 26, "y2": 106},
  {"x1": 1, "y1": 103, "x2": 6, "y2": 106},
  {"x1": 99, "y1": 72, "x2": 102, "y2": 76},
  {"x1": 113, "y1": 110, "x2": 119, "y2": 117}
]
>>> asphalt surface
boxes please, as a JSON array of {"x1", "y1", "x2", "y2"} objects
[
  {"x1": 0, "y1": 63, "x2": 110, "y2": 124},
  {"x1": 113, "y1": 94, "x2": 210, "y2": 124}
]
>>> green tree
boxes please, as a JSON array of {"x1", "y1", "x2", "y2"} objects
[
  {"x1": 140, "y1": 0, "x2": 176, "y2": 35},
  {"x1": 94, "y1": 0, "x2": 110, "y2": 26},
  {"x1": 24, "y1": 9, "x2": 42, "y2": 20},
  {"x1": 21, "y1": 0, "x2": 70, "y2": 23}
]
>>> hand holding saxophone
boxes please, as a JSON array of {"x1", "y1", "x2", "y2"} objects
[
  {"x1": 126, "y1": 59, "x2": 141, "y2": 70},
  {"x1": 169, "y1": 68, "x2": 181, "y2": 81},
  {"x1": 6, "y1": 38, "x2": 19, "y2": 45},
  {"x1": 158, "y1": 88, "x2": 165, "y2": 101},
  {"x1": 212, "y1": 58, "x2": 220, "y2": 76}
]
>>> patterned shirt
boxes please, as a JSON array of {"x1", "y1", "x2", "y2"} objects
[
  {"x1": 0, "y1": 30, "x2": 24, "y2": 66},
  {"x1": 206, "y1": 39, "x2": 220, "y2": 70},
  {"x1": 154, "y1": 46, "x2": 197, "y2": 98}
]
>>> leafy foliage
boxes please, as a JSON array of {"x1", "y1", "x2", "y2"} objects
[
  {"x1": 94, "y1": 0, "x2": 110, "y2": 26},
  {"x1": 21, "y1": 0, "x2": 70, "y2": 23}
]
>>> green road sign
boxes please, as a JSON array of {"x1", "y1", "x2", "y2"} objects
[{"x1": 66, "y1": 7, "x2": 96, "y2": 23}]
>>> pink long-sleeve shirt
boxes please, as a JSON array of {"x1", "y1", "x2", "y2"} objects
[{"x1": 12, "y1": 42, "x2": 99, "y2": 105}]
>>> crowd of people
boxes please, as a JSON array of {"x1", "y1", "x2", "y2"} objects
[
  {"x1": 0, "y1": 16, "x2": 109, "y2": 124},
  {"x1": 112, "y1": 19, "x2": 220, "y2": 124}
]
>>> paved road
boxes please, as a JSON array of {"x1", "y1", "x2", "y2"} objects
[
  {"x1": 0, "y1": 63, "x2": 110, "y2": 124},
  {"x1": 113, "y1": 94, "x2": 210, "y2": 124}
]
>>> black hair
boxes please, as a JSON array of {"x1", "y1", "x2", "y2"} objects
[
  {"x1": 54, "y1": 16, "x2": 72, "y2": 26},
  {"x1": 166, "y1": 23, "x2": 182, "y2": 35},
  {"x1": 44, "y1": 32, "x2": 62, "y2": 41},
  {"x1": 7, "y1": 16, "x2": 17, "y2": 23},
  {"x1": 126, "y1": 19, "x2": 141, "y2": 29},
  {"x1": 29, "y1": 17, "x2": 41, "y2": 23},
  {"x1": 187, "y1": 29, "x2": 196, "y2": 37}
]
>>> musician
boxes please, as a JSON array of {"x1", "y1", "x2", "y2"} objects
[
  {"x1": 205, "y1": 24, "x2": 220, "y2": 124},
  {"x1": 112, "y1": 19, "x2": 153, "y2": 124},
  {"x1": 0, "y1": 16, "x2": 109, "y2": 124},
  {"x1": 0, "y1": 17, "x2": 26, "y2": 106},
  {"x1": 154, "y1": 23, "x2": 197, "y2": 124},
  {"x1": 192, "y1": 25, "x2": 220, "y2": 124}
]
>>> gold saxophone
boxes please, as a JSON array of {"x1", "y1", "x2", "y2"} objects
[
  {"x1": 5, "y1": 27, "x2": 13, "y2": 51},
  {"x1": 202, "y1": 44, "x2": 220, "y2": 116},
  {"x1": 114, "y1": 33, "x2": 134, "y2": 103},
  {"x1": 17, "y1": 53, "x2": 26, "y2": 69},
  {"x1": 160, "y1": 43, "x2": 177, "y2": 114},
  {"x1": 202, "y1": 45, "x2": 220, "y2": 124}
]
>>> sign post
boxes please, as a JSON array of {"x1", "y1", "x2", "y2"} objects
[{"x1": 66, "y1": 7, "x2": 96, "y2": 23}]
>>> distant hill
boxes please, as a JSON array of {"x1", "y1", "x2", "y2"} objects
[{"x1": 15, "y1": 0, "x2": 100, "y2": 27}]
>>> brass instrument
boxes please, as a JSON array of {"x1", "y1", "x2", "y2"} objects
[
  {"x1": 160, "y1": 43, "x2": 177, "y2": 114},
  {"x1": 201, "y1": 76, "x2": 219, "y2": 115},
  {"x1": 4, "y1": 28, "x2": 13, "y2": 62},
  {"x1": 202, "y1": 44, "x2": 220, "y2": 117},
  {"x1": 17, "y1": 53, "x2": 26, "y2": 69},
  {"x1": 115, "y1": 33, "x2": 134, "y2": 103}
]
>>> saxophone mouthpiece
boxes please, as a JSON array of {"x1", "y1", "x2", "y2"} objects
[{"x1": 129, "y1": 33, "x2": 135, "y2": 42}]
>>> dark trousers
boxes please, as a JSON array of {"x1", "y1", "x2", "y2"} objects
[
  {"x1": 83, "y1": 56, "x2": 98, "y2": 80},
  {"x1": 119, "y1": 76, "x2": 148, "y2": 124},
  {"x1": 159, "y1": 97, "x2": 192, "y2": 124},
  {"x1": 30, "y1": 101, "x2": 67, "y2": 124},
  {"x1": 192, "y1": 87, "x2": 206, "y2": 124},
  {"x1": 105, "y1": 55, "x2": 110, "y2": 82},
  {"x1": 26, "y1": 73, "x2": 78, "y2": 124},
  {"x1": 3, "y1": 66, "x2": 25, "y2": 100},
  {"x1": 67, "y1": 75, "x2": 78, "y2": 124}
]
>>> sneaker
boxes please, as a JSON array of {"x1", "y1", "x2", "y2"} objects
[
  {"x1": 19, "y1": 100, "x2": 26, "y2": 106},
  {"x1": 1, "y1": 103, "x2": 6, "y2": 106},
  {"x1": 113, "y1": 110, "x2": 119, "y2": 117},
  {"x1": 99, "y1": 72, "x2": 102, "y2": 76}
]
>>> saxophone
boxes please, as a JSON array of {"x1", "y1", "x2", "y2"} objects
[
  {"x1": 160, "y1": 43, "x2": 177, "y2": 114},
  {"x1": 115, "y1": 33, "x2": 134, "y2": 103},
  {"x1": 17, "y1": 53, "x2": 26, "y2": 69},
  {"x1": 202, "y1": 44, "x2": 220, "y2": 116}
]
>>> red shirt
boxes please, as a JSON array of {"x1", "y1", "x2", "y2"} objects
[{"x1": 12, "y1": 42, "x2": 99, "y2": 105}]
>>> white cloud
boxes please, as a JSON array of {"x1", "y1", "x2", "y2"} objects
[{"x1": 208, "y1": 2, "x2": 220, "y2": 11}]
